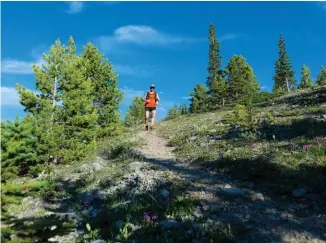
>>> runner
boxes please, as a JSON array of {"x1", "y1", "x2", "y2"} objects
[{"x1": 142, "y1": 84, "x2": 160, "y2": 131}]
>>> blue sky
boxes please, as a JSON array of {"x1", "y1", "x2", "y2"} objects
[{"x1": 1, "y1": 1, "x2": 326, "y2": 121}]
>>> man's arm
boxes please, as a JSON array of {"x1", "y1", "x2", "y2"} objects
[{"x1": 156, "y1": 93, "x2": 160, "y2": 103}]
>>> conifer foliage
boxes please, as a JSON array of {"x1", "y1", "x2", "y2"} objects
[
  {"x1": 316, "y1": 66, "x2": 326, "y2": 87},
  {"x1": 1, "y1": 116, "x2": 37, "y2": 181},
  {"x1": 227, "y1": 55, "x2": 259, "y2": 106},
  {"x1": 299, "y1": 64, "x2": 314, "y2": 89},
  {"x1": 10, "y1": 36, "x2": 122, "y2": 171},
  {"x1": 124, "y1": 97, "x2": 146, "y2": 127},
  {"x1": 273, "y1": 35, "x2": 296, "y2": 92}
]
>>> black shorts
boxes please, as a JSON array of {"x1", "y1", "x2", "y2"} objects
[{"x1": 145, "y1": 107, "x2": 156, "y2": 112}]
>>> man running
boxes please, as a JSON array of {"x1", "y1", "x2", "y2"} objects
[{"x1": 142, "y1": 84, "x2": 160, "y2": 131}]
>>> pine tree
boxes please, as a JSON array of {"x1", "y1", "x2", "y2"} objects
[
  {"x1": 299, "y1": 64, "x2": 314, "y2": 89},
  {"x1": 207, "y1": 23, "x2": 222, "y2": 89},
  {"x1": 82, "y1": 42, "x2": 123, "y2": 137},
  {"x1": 165, "y1": 105, "x2": 180, "y2": 120},
  {"x1": 1, "y1": 116, "x2": 37, "y2": 181},
  {"x1": 210, "y1": 75, "x2": 227, "y2": 108},
  {"x1": 60, "y1": 37, "x2": 99, "y2": 162},
  {"x1": 273, "y1": 35, "x2": 296, "y2": 92},
  {"x1": 190, "y1": 84, "x2": 209, "y2": 113},
  {"x1": 124, "y1": 96, "x2": 146, "y2": 126},
  {"x1": 206, "y1": 23, "x2": 225, "y2": 109},
  {"x1": 227, "y1": 55, "x2": 259, "y2": 106},
  {"x1": 16, "y1": 39, "x2": 66, "y2": 164},
  {"x1": 316, "y1": 66, "x2": 326, "y2": 86}
]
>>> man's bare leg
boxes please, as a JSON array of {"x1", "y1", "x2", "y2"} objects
[
  {"x1": 145, "y1": 110, "x2": 150, "y2": 131},
  {"x1": 150, "y1": 110, "x2": 156, "y2": 130}
]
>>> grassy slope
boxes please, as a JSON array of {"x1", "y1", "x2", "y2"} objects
[
  {"x1": 1, "y1": 87, "x2": 326, "y2": 243},
  {"x1": 156, "y1": 87, "x2": 326, "y2": 201}
]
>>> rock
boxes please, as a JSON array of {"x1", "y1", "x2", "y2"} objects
[
  {"x1": 292, "y1": 188, "x2": 307, "y2": 198},
  {"x1": 129, "y1": 162, "x2": 146, "y2": 171},
  {"x1": 161, "y1": 219, "x2": 178, "y2": 229},
  {"x1": 251, "y1": 192, "x2": 265, "y2": 201},
  {"x1": 23, "y1": 221, "x2": 34, "y2": 226},
  {"x1": 55, "y1": 182, "x2": 65, "y2": 191},
  {"x1": 92, "y1": 162, "x2": 103, "y2": 171},
  {"x1": 193, "y1": 207, "x2": 203, "y2": 218},
  {"x1": 159, "y1": 189, "x2": 170, "y2": 199},
  {"x1": 202, "y1": 204, "x2": 209, "y2": 211},
  {"x1": 189, "y1": 136, "x2": 197, "y2": 141},
  {"x1": 219, "y1": 188, "x2": 247, "y2": 197},
  {"x1": 50, "y1": 225, "x2": 57, "y2": 231}
]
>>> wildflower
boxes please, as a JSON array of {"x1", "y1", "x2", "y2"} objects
[
  {"x1": 303, "y1": 144, "x2": 311, "y2": 151},
  {"x1": 23, "y1": 186, "x2": 29, "y2": 191},
  {"x1": 83, "y1": 201, "x2": 90, "y2": 207},
  {"x1": 151, "y1": 213, "x2": 158, "y2": 221},
  {"x1": 218, "y1": 152, "x2": 224, "y2": 159},
  {"x1": 143, "y1": 212, "x2": 151, "y2": 221}
]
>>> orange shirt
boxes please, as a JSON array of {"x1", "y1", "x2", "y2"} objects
[{"x1": 144, "y1": 92, "x2": 158, "y2": 108}]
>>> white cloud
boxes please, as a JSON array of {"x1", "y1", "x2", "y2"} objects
[
  {"x1": 1, "y1": 58, "x2": 46, "y2": 75},
  {"x1": 1, "y1": 87, "x2": 20, "y2": 106},
  {"x1": 181, "y1": 96, "x2": 191, "y2": 100},
  {"x1": 220, "y1": 33, "x2": 249, "y2": 42},
  {"x1": 66, "y1": 1, "x2": 85, "y2": 14},
  {"x1": 95, "y1": 25, "x2": 203, "y2": 53}
]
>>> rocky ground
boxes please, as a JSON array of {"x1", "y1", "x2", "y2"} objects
[{"x1": 2, "y1": 88, "x2": 326, "y2": 243}]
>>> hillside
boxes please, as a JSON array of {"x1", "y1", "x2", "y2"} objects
[{"x1": 1, "y1": 88, "x2": 326, "y2": 243}]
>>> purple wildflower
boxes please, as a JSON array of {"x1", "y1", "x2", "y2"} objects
[
  {"x1": 83, "y1": 201, "x2": 90, "y2": 207},
  {"x1": 303, "y1": 144, "x2": 311, "y2": 151},
  {"x1": 151, "y1": 213, "x2": 158, "y2": 221},
  {"x1": 218, "y1": 152, "x2": 224, "y2": 159},
  {"x1": 143, "y1": 212, "x2": 151, "y2": 221}
]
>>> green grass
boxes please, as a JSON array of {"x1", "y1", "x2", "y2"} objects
[{"x1": 156, "y1": 94, "x2": 326, "y2": 201}]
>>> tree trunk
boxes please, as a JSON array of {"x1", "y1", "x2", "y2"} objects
[
  {"x1": 286, "y1": 78, "x2": 290, "y2": 93},
  {"x1": 51, "y1": 65, "x2": 58, "y2": 123}
]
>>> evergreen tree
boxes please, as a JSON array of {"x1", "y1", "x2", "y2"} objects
[
  {"x1": 207, "y1": 23, "x2": 222, "y2": 89},
  {"x1": 206, "y1": 23, "x2": 226, "y2": 109},
  {"x1": 227, "y1": 55, "x2": 259, "y2": 106},
  {"x1": 210, "y1": 75, "x2": 227, "y2": 108},
  {"x1": 299, "y1": 64, "x2": 314, "y2": 89},
  {"x1": 190, "y1": 84, "x2": 209, "y2": 113},
  {"x1": 60, "y1": 37, "x2": 99, "y2": 162},
  {"x1": 82, "y1": 43, "x2": 123, "y2": 137},
  {"x1": 16, "y1": 39, "x2": 66, "y2": 164},
  {"x1": 273, "y1": 35, "x2": 296, "y2": 92},
  {"x1": 1, "y1": 116, "x2": 37, "y2": 181},
  {"x1": 316, "y1": 66, "x2": 326, "y2": 86},
  {"x1": 124, "y1": 96, "x2": 145, "y2": 126},
  {"x1": 180, "y1": 104, "x2": 189, "y2": 115},
  {"x1": 165, "y1": 105, "x2": 180, "y2": 120}
]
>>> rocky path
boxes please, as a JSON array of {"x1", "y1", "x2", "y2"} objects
[{"x1": 135, "y1": 130, "x2": 326, "y2": 243}]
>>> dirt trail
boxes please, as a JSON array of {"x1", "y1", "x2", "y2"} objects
[
  {"x1": 136, "y1": 130, "x2": 175, "y2": 161},
  {"x1": 135, "y1": 130, "x2": 326, "y2": 243}
]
